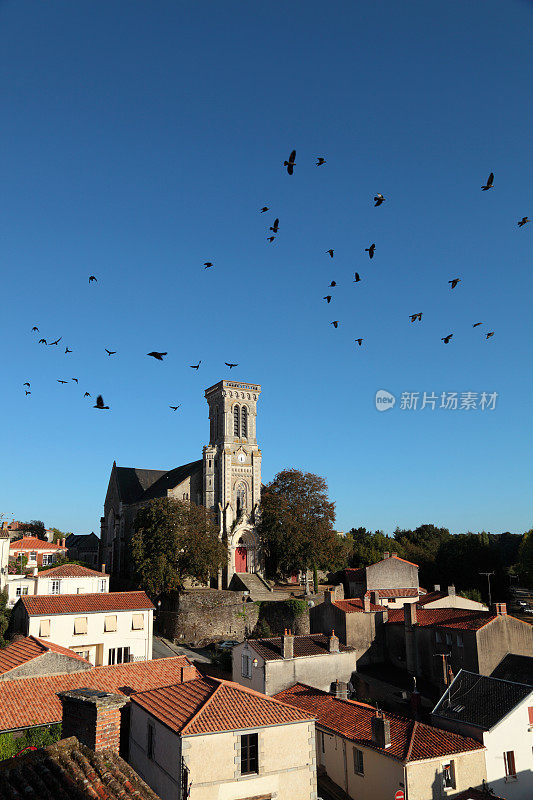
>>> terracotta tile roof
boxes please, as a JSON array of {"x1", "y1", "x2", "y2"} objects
[
  {"x1": 37, "y1": 563, "x2": 107, "y2": 578},
  {"x1": 378, "y1": 555, "x2": 419, "y2": 568},
  {"x1": 274, "y1": 683, "x2": 484, "y2": 763},
  {"x1": 453, "y1": 789, "x2": 506, "y2": 800},
  {"x1": 416, "y1": 591, "x2": 445, "y2": 606},
  {"x1": 247, "y1": 633, "x2": 355, "y2": 661},
  {"x1": 333, "y1": 598, "x2": 382, "y2": 613},
  {"x1": 0, "y1": 736, "x2": 160, "y2": 799},
  {"x1": 19, "y1": 590, "x2": 154, "y2": 616},
  {"x1": 374, "y1": 587, "x2": 419, "y2": 598},
  {"x1": 0, "y1": 636, "x2": 90, "y2": 676},
  {"x1": 132, "y1": 676, "x2": 315, "y2": 735},
  {"x1": 386, "y1": 606, "x2": 497, "y2": 631},
  {"x1": 10, "y1": 537, "x2": 66, "y2": 552},
  {"x1": 0, "y1": 656, "x2": 200, "y2": 732}
]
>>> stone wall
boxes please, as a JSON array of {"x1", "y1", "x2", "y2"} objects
[
  {"x1": 0, "y1": 651, "x2": 93, "y2": 682},
  {"x1": 157, "y1": 590, "x2": 310, "y2": 646}
]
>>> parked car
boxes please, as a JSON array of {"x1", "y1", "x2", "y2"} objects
[
  {"x1": 215, "y1": 639, "x2": 239, "y2": 652},
  {"x1": 523, "y1": 606, "x2": 533, "y2": 615},
  {"x1": 518, "y1": 601, "x2": 528, "y2": 607}
]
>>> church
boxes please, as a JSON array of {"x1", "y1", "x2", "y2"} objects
[{"x1": 100, "y1": 380, "x2": 263, "y2": 587}]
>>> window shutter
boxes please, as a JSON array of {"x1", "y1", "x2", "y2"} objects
[
  {"x1": 528, "y1": 707, "x2": 533, "y2": 725},
  {"x1": 74, "y1": 617, "x2": 88, "y2": 634},
  {"x1": 39, "y1": 619, "x2": 50, "y2": 637},
  {"x1": 104, "y1": 615, "x2": 117, "y2": 632},
  {"x1": 132, "y1": 613, "x2": 144, "y2": 630},
  {"x1": 505, "y1": 750, "x2": 516, "y2": 777}
]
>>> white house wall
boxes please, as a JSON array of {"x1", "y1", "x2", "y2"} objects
[{"x1": 482, "y1": 693, "x2": 533, "y2": 800}]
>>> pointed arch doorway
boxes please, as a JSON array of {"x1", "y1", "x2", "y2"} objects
[{"x1": 235, "y1": 545, "x2": 248, "y2": 573}]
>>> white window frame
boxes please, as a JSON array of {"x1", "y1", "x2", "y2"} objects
[
  {"x1": 49, "y1": 580, "x2": 61, "y2": 595},
  {"x1": 442, "y1": 760, "x2": 455, "y2": 790},
  {"x1": 42, "y1": 554, "x2": 54, "y2": 566},
  {"x1": 98, "y1": 579, "x2": 107, "y2": 593},
  {"x1": 16, "y1": 586, "x2": 29, "y2": 597},
  {"x1": 353, "y1": 747, "x2": 364, "y2": 775}
]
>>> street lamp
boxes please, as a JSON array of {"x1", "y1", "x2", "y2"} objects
[{"x1": 479, "y1": 572, "x2": 495, "y2": 607}]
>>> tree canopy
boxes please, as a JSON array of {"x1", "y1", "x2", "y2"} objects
[
  {"x1": 131, "y1": 497, "x2": 228, "y2": 596},
  {"x1": 19, "y1": 520, "x2": 46, "y2": 539},
  {"x1": 258, "y1": 469, "x2": 344, "y2": 578},
  {"x1": 518, "y1": 529, "x2": 533, "y2": 587}
]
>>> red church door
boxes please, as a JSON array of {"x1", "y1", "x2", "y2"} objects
[{"x1": 235, "y1": 546, "x2": 248, "y2": 573}]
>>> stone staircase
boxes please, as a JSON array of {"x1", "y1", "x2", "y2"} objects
[{"x1": 230, "y1": 572, "x2": 276, "y2": 601}]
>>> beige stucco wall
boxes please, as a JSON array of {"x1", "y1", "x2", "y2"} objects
[
  {"x1": 130, "y1": 702, "x2": 316, "y2": 800},
  {"x1": 405, "y1": 749, "x2": 486, "y2": 800}
]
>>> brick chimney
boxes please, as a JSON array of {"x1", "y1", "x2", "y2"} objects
[
  {"x1": 328, "y1": 630, "x2": 340, "y2": 653},
  {"x1": 282, "y1": 629, "x2": 294, "y2": 659},
  {"x1": 383, "y1": 551, "x2": 390, "y2": 560},
  {"x1": 333, "y1": 680, "x2": 348, "y2": 699},
  {"x1": 391, "y1": 552, "x2": 398, "y2": 558},
  {"x1": 57, "y1": 688, "x2": 128, "y2": 753},
  {"x1": 493, "y1": 602, "x2": 507, "y2": 616},
  {"x1": 371, "y1": 590, "x2": 379, "y2": 606},
  {"x1": 101, "y1": 563, "x2": 106, "y2": 574},
  {"x1": 447, "y1": 585, "x2": 456, "y2": 597},
  {"x1": 180, "y1": 664, "x2": 197, "y2": 682},
  {"x1": 61, "y1": 538, "x2": 66, "y2": 547},
  {"x1": 405, "y1": 602, "x2": 418, "y2": 627},
  {"x1": 363, "y1": 594, "x2": 370, "y2": 612},
  {"x1": 371, "y1": 711, "x2": 391, "y2": 749}
]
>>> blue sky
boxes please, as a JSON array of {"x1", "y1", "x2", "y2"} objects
[{"x1": 1, "y1": 0, "x2": 531, "y2": 537}]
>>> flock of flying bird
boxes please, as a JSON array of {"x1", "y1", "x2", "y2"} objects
[{"x1": 24, "y1": 154, "x2": 528, "y2": 410}]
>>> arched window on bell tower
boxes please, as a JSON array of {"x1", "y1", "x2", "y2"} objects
[
  {"x1": 233, "y1": 405, "x2": 240, "y2": 437},
  {"x1": 241, "y1": 405, "x2": 248, "y2": 438}
]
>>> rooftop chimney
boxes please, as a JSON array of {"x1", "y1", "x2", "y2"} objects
[
  {"x1": 447, "y1": 585, "x2": 456, "y2": 597},
  {"x1": 282, "y1": 629, "x2": 294, "y2": 659},
  {"x1": 333, "y1": 680, "x2": 348, "y2": 699},
  {"x1": 371, "y1": 711, "x2": 391, "y2": 749},
  {"x1": 434, "y1": 584, "x2": 441, "y2": 592},
  {"x1": 363, "y1": 594, "x2": 371, "y2": 613},
  {"x1": 57, "y1": 688, "x2": 128, "y2": 754},
  {"x1": 371, "y1": 590, "x2": 379, "y2": 606},
  {"x1": 405, "y1": 602, "x2": 418, "y2": 627},
  {"x1": 391, "y1": 552, "x2": 398, "y2": 558},
  {"x1": 61, "y1": 538, "x2": 66, "y2": 547},
  {"x1": 328, "y1": 630, "x2": 340, "y2": 653},
  {"x1": 383, "y1": 551, "x2": 390, "y2": 560},
  {"x1": 493, "y1": 602, "x2": 507, "y2": 616},
  {"x1": 101, "y1": 563, "x2": 106, "y2": 574},
  {"x1": 180, "y1": 664, "x2": 197, "y2": 682}
]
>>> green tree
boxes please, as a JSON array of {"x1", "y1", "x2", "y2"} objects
[
  {"x1": 459, "y1": 588, "x2": 483, "y2": 603},
  {"x1": 131, "y1": 498, "x2": 228, "y2": 596},
  {"x1": 49, "y1": 527, "x2": 74, "y2": 543},
  {"x1": 0, "y1": 590, "x2": 10, "y2": 647},
  {"x1": 518, "y1": 529, "x2": 533, "y2": 587},
  {"x1": 347, "y1": 528, "x2": 401, "y2": 567},
  {"x1": 20, "y1": 520, "x2": 46, "y2": 539},
  {"x1": 258, "y1": 469, "x2": 342, "y2": 578}
]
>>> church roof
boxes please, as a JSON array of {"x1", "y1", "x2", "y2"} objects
[{"x1": 114, "y1": 461, "x2": 202, "y2": 504}]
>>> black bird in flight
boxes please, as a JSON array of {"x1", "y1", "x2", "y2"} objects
[
  {"x1": 84, "y1": 392, "x2": 91, "y2": 397},
  {"x1": 410, "y1": 313, "x2": 423, "y2": 322},
  {"x1": 147, "y1": 352, "x2": 167, "y2": 361},
  {"x1": 329, "y1": 280, "x2": 337, "y2": 287},
  {"x1": 39, "y1": 339, "x2": 47, "y2": 344},
  {"x1": 204, "y1": 262, "x2": 214, "y2": 269},
  {"x1": 284, "y1": 149, "x2": 296, "y2": 175},
  {"x1": 31, "y1": 326, "x2": 39, "y2": 332},
  {"x1": 57, "y1": 379, "x2": 68, "y2": 384},
  {"x1": 355, "y1": 338, "x2": 363, "y2": 346},
  {"x1": 481, "y1": 172, "x2": 494, "y2": 191},
  {"x1": 486, "y1": 331, "x2": 495, "y2": 339},
  {"x1": 190, "y1": 361, "x2": 201, "y2": 370},
  {"x1": 331, "y1": 321, "x2": 339, "y2": 328},
  {"x1": 323, "y1": 296, "x2": 332, "y2": 303},
  {"x1": 316, "y1": 157, "x2": 326, "y2": 166},
  {"x1": 94, "y1": 394, "x2": 109, "y2": 410},
  {"x1": 472, "y1": 322, "x2": 483, "y2": 327},
  {"x1": 374, "y1": 194, "x2": 385, "y2": 206},
  {"x1": 449, "y1": 278, "x2": 461, "y2": 289},
  {"x1": 25, "y1": 390, "x2": 31, "y2": 396},
  {"x1": 23, "y1": 382, "x2": 30, "y2": 387},
  {"x1": 270, "y1": 218, "x2": 279, "y2": 233},
  {"x1": 49, "y1": 337, "x2": 62, "y2": 346},
  {"x1": 105, "y1": 349, "x2": 116, "y2": 356},
  {"x1": 441, "y1": 334, "x2": 453, "y2": 344},
  {"x1": 65, "y1": 346, "x2": 72, "y2": 354},
  {"x1": 225, "y1": 362, "x2": 238, "y2": 369},
  {"x1": 169, "y1": 405, "x2": 182, "y2": 411},
  {"x1": 518, "y1": 217, "x2": 529, "y2": 227},
  {"x1": 353, "y1": 272, "x2": 361, "y2": 283},
  {"x1": 72, "y1": 378, "x2": 78, "y2": 384},
  {"x1": 267, "y1": 236, "x2": 276, "y2": 243},
  {"x1": 326, "y1": 249, "x2": 334, "y2": 258},
  {"x1": 365, "y1": 243, "x2": 376, "y2": 259},
  {"x1": 260, "y1": 207, "x2": 269, "y2": 213},
  {"x1": 89, "y1": 275, "x2": 97, "y2": 283}
]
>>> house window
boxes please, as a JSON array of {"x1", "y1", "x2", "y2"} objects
[
  {"x1": 98, "y1": 579, "x2": 106, "y2": 593},
  {"x1": 241, "y1": 654, "x2": 252, "y2": 678},
  {"x1": 74, "y1": 617, "x2": 88, "y2": 635},
  {"x1": 147, "y1": 722, "x2": 155, "y2": 760},
  {"x1": 132, "y1": 613, "x2": 144, "y2": 630},
  {"x1": 353, "y1": 747, "x2": 364, "y2": 775},
  {"x1": 456, "y1": 633, "x2": 464, "y2": 648},
  {"x1": 436, "y1": 630, "x2": 443, "y2": 644},
  {"x1": 49, "y1": 580, "x2": 61, "y2": 595},
  {"x1": 104, "y1": 615, "x2": 117, "y2": 632},
  {"x1": 241, "y1": 406, "x2": 248, "y2": 437},
  {"x1": 445, "y1": 632, "x2": 452, "y2": 646},
  {"x1": 29, "y1": 551, "x2": 37, "y2": 563},
  {"x1": 39, "y1": 619, "x2": 51, "y2": 637},
  {"x1": 504, "y1": 751, "x2": 517, "y2": 779},
  {"x1": 108, "y1": 646, "x2": 130, "y2": 665},
  {"x1": 42, "y1": 554, "x2": 53, "y2": 566},
  {"x1": 233, "y1": 405, "x2": 240, "y2": 436},
  {"x1": 442, "y1": 761, "x2": 455, "y2": 789},
  {"x1": 15, "y1": 586, "x2": 28, "y2": 597},
  {"x1": 241, "y1": 733, "x2": 258, "y2": 775}
]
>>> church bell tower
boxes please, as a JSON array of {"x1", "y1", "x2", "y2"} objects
[{"x1": 203, "y1": 380, "x2": 262, "y2": 582}]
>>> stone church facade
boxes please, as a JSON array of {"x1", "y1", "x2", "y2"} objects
[{"x1": 100, "y1": 380, "x2": 262, "y2": 587}]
